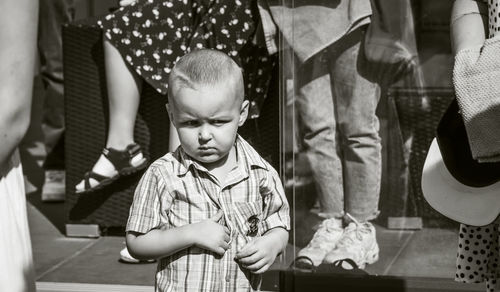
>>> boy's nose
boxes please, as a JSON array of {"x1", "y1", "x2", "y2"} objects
[{"x1": 198, "y1": 125, "x2": 211, "y2": 141}]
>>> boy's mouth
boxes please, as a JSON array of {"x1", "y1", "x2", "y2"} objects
[{"x1": 198, "y1": 146, "x2": 217, "y2": 153}]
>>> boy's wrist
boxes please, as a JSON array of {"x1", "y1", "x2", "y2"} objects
[
  {"x1": 263, "y1": 228, "x2": 287, "y2": 255},
  {"x1": 183, "y1": 223, "x2": 199, "y2": 247}
]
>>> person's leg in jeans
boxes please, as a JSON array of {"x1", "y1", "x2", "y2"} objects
[
  {"x1": 324, "y1": 27, "x2": 381, "y2": 268},
  {"x1": 38, "y1": 0, "x2": 75, "y2": 201},
  {"x1": 294, "y1": 53, "x2": 345, "y2": 267}
]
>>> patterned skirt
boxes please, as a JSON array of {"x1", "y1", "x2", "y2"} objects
[{"x1": 97, "y1": 0, "x2": 275, "y2": 118}]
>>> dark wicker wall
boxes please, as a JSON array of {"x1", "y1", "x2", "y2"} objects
[
  {"x1": 383, "y1": 87, "x2": 456, "y2": 226},
  {"x1": 63, "y1": 19, "x2": 280, "y2": 232}
]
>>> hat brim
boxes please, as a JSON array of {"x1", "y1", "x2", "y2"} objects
[{"x1": 422, "y1": 138, "x2": 500, "y2": 226}]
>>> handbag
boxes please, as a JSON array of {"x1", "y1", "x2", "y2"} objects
[
  {"x1": 364, "y1": 0, "x2": 418, "y2": 85},
  {"x1": 290, "y1": 256, "x2": 369, "y2": 276},
  {"x1": 453, "y1": 36, "x2": 500, "y2": 162},
  {"x1": 281, "y1": 257, "x2": 407, "y2": 292}
]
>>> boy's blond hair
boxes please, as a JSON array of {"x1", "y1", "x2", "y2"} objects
[{"x1": 167, "y1": 49, "x2": 244, "y2": 103}]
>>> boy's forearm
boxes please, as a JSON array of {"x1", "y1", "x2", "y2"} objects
[
  {"x1": 263, "y1": 227, "x2": 289, "y2": 256},
  {"x1": 126, "y1": 224, "x2": 197, "y2": 260}
]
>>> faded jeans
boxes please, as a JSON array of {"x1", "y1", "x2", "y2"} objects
[
  {"x1": 38, "y1": 0, "x2": 75, "y2": 167},
  {"x1": 295, "y1": 27, "x2": 381, "y2": 222}
]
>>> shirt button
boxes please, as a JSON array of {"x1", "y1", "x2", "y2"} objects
[{"x1": 225, "y1": 274, "x2": 230, "y2": 282}]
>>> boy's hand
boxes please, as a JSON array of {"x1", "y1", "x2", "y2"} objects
[
  {"x1": 234, "y1": 234, "x2": 280, "y2": 274},
  {"x1": 191, "y1": 210, "x2": 231, "y2": 256}
]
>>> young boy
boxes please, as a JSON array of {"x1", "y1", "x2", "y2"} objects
[{"x1": 125, "y1": 49, "x2": 290, "y2": 292}]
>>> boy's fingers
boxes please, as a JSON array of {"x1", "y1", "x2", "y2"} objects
[
  {"x1": 223, "y1": 233, "x2": 230, "y2": 242},
  {"x1": 219, "y1": 241, "x2": 229, "y2": 251},
  {"x1": 245, "y1": 258, "x2": 267, "y2": 271},
  {"x1": 209, "y1": 210, "x2": 224, "y2": 222},
  {"x1": 224, "y1": 227, "x2": 230, "y2": 235},
  {"x1": 252, "y1": 263, "x2": 271, "y2": 274},
  {"x1": 237, "y1": 252, "x2": 261, "y2": 265},
  {"x1": 235, "y1": 243, "x2": 257, "y2": 259},
  {"x1": 215, "y1": 247, "x2": 226, "y2": 256}
]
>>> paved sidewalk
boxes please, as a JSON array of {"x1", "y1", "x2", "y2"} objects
[
  {"x1": 28, "y1": 195, "x2": 487, "y2": 292},
  {"x1": 23, "y1": 74, "x2": 485, "y2": 291}
]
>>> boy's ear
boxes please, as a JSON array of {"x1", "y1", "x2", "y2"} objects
[
  {"x1": 238, "y1": 100, "x2": 249, "y2": 126},
  {"x1": 165, "y1": 103, "x2": 176, "y2": 126}
]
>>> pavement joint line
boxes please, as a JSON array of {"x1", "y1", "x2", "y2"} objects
[
  {"x1": 382, "y1": 231, "x2": 415, "y2": 276},
  {"x1": 36, "y1": 237, "x2": 102, "y2": 280},
  {"x1": 36, "y1": 282, "x2": 153, "y2": 292},
  {"x1": 35, "y1": 282, "x2": 274, "y2": 292}
]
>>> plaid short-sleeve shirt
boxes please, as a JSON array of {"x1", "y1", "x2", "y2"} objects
[{"x1": 127, "y1": 135, "x2": 290, "y2": 292}]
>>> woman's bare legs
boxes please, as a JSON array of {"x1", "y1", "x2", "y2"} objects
[
  {"x1": 104, "y1": 39, "x2": 142, "y2": 150},
  {"x1": 0, "y1": 0, "x2": 38, "y2": 290},
  {"x1": 75, "y1": 38, "x2": 144, "y2": 191}
]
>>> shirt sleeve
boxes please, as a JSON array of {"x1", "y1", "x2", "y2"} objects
[
  {"x1": 126, "y1": 165, "x2": 173, "y2": 234},
  {"x1": 259, "y1": 167, "x2": 291, "y2": 234}
]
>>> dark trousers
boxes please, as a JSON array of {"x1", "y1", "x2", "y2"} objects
[{"x1": 38, "y1": 0, "x2": 75, "y2": 168}]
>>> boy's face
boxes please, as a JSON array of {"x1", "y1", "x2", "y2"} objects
[{"x1": 168, "y1": 83, "x2": 248, "y2": 168}]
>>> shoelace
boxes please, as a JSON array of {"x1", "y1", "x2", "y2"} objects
[{"x1": 336, "y1": 213, "x2": 370, "y2": 248}]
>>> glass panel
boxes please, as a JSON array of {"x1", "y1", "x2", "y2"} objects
[{"x1": 276, "y1": 0, "x2": 485, "y2": 287}]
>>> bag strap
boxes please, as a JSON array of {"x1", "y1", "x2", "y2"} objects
[
  {"x1": 289, "y1": 256, "x2": 315, "y2": 272},
  {"x1": 332, "y1": 258, "x2": 359, "y2": 270}
]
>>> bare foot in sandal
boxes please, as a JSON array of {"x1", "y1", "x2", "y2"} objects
[{"x1": 75, "y1": 143, "x2": 148, "y2": 194}]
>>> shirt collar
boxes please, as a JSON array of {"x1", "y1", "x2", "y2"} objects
[{"x1": 173, "y1": 134, "x2": 268, "y2": 177}]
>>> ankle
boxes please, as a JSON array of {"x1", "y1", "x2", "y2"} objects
[{"x1": 105, "y1": 140, "x2": 135, "y2": 151}]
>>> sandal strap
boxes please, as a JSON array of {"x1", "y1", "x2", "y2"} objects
[
  {"x1": 102, "y1": 143, "x2": 143, "y2": 170},
  {"x1": 332, "y1": 258, "x2": 359, "y2": 270},
  {"x1": 83, "y1": 171, "x2": 109, "y2": 190}
]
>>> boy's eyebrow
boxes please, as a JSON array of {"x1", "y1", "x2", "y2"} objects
[
  {"x1": 209, "y1": 115, "x2": 233, "y2": 120},
  {"x1": 177, "y1": 115, "x2": 196, "y2": 121}
]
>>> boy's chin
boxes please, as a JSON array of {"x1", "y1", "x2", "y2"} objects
[{"x1": 191, "y1": 153, "x2": 219, "y2": 163}]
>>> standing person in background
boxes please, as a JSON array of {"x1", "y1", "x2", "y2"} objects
[
  {"x1": 451, "y1": 0, "x2": 500, "y2": 291},
  {"x1": 73, "y1": 0, "x2": 274, "y2": 195},
  {"x1": 268, "y1": 0, "x2": 382, "y2": 269},
  {"x1": 0, "y1": 0, "x2": 38, "y2": 290},
  {"x1": 38, "y1": 0, "x2": 75, "y2": 202}
]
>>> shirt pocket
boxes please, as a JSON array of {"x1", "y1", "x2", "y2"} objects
[{"x1": 232, "y1": 199, "x2": 264, "y2": 245}]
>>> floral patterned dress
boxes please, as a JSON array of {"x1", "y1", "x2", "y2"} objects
[{"x1": 97, "y1": 0, "x2": 274, "y2": 118}]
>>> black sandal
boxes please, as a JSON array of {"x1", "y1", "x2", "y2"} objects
[{"x1": 76, "y1": 143, "x2": 148, "y2": 194}]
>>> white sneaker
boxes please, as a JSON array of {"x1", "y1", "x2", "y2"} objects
[
  {"x1": 119, "y1": 247, "x2": 155, "y2": 264},
  {"x1": 42, "y1": 170, "x2": 65, "y2": 202},
  {"x1": 323, "y1": 215, "x2": 379, "y2": 269},
  {"x1": 295, "y1": 218, "x2": 344, "y2": 267}
]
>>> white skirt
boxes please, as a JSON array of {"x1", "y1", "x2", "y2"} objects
[{"x1": 0, "y1": 149, "x2": 35, "y2": 292}]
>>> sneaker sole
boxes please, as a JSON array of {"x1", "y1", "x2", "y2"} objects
[{"x1": 357, "y1": 242, "x2": 380, "y2": 269}]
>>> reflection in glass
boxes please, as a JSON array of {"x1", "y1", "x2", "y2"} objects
[{"x1": 273, "y1": 0, "x2": 474, "y2": 285}]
